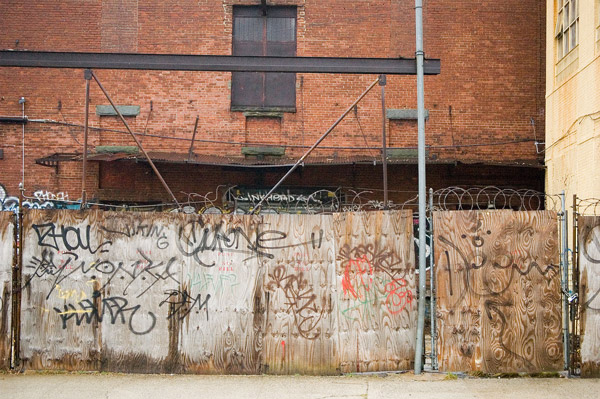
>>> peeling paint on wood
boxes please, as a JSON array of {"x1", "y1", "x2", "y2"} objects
[
  {"x1": 434, "y1": 210, "x2": 563, "y2": 373},
  {"x1": 579, "y1": 216, "x2": 600, "y2": 378},
  {"x1": 0, "y1": 212, "x2": 15, "y2": 370}
]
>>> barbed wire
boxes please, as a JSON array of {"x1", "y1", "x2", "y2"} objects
[
  {"x1": 576, "y1": 198, "x2": 600, "y2": 216},
  {"x1": 431, "y1": 186, "x2": 561, "y2": 212},
  {"x1": 4, "y1": 185, "x2": 562, "y2": 215}
]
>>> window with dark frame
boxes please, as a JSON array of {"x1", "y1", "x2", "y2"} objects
[{"x1": 231, "y1": 6, "x2": 297, "y2": 111}]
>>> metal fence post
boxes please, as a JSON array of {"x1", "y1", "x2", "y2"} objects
[
  {"x1": 429, "y1": 187, "x2": 437, "y2": 370},
  {"x1": 560, "y1": 191, "x2": 570, "y2": 372}
]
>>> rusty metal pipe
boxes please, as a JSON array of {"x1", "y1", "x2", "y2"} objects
[
  {"x1": 81, "y1": 70, "x2": 91, "y2": 208},
  {"x1": 252, "y1": 77, "x2": 380, "y2": 213},
  {"x1": 380, "y1": 74, "x2": 388, "y2": 208},
  {"x1": 90, "y1": 71, "x2": 181, "y2": 209}
]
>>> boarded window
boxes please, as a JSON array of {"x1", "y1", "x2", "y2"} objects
[{"x1": 232, "y1": 6, "x2": 297, "y2": 111}]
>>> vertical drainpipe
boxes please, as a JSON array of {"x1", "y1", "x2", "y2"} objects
[{"x1": 414, "y1": 0, "x2": 427, "y2": 375}]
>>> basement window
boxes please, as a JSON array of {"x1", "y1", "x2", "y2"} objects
[
  {"x1": 555, "y1": 0, "x2": 579, "y2": 60},
  {"x1": 231, "y1": 6, "x2": 297, "y2": 112}
]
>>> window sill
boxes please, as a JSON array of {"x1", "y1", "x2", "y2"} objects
[
  {"x1": 555, "y1": 46, "x2": 579, "y2": 84},
  {"x1": 231, "y1": 106, "x2": 296, "y2": 117}
]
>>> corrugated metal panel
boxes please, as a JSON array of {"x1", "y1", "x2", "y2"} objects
[
  {"x1": 333, "y1": 211, "x2": 416, "y2": 372},
  {"x1": 434, "y1": 210, "x2": 563, "y2": 373},
  {"x1": 579, "y1": 215, "x2": 600, "y2": 377},
  {"x1": 0, "y1": 212, "x2": 14, "y2": 369}
]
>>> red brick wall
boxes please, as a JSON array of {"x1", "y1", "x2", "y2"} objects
[{"x1": 0, "y1": 0, "x2": 546, "y2": 203}]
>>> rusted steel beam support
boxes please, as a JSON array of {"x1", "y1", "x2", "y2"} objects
[
  {"x1": 0, "y1": 50, "x2": 441, "y2": 75},
  {"x1": 90, "y1": 71, "x2": 181, "y2": 209},
  {"x1": 187, "y1": 115, "x2": 199, "y2": 161},
  {"x1": 252, "y1": 77, "x2": 380, "y2": 213}
]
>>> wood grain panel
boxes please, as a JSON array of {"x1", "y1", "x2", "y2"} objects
[
  {"x1": 435, "y1": 210, "x2": 562, "y2": 373},
  {"x1": 434, "y1": 210, "x2": 482, "y2": 371},
  {"x1": 0, "y1": 212, "x2": 15, "y2": 370},
  {"x1": 97, "y1": 211, "x2": 182, "y2": 373},
  {"x1": 177, "y1": 214, "x2": 264, "y2": 374},
  {"x1": 579, "y1": 216, "x2": 600, "y2": 377},
  {"x1": 18, "y1": 209, "x2": 417, "y2": 374},
  {"x1": 333, "y1": 211, "x2": 416, "y2": 373},
  {"x1": 262, "y1": 214, "x2": 336, "y2": 375},
  {"x1": 21, "y1": 210, "x2": 104, "y2": 371}
]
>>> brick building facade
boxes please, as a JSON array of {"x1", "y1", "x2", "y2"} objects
[{"x1": 0, "y1": 1, "x2": 546, "y2": 211}]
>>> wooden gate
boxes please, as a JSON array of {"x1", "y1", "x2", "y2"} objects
[
  {"x1": 434, "y1": 210, "x2": 563, "y2": 373},
  {"x1": 578, "y1": 215, "x2": 600, "y2": 377},
  {"x1": 0, "y1": 212, "x2": 14, "y2": 369}
]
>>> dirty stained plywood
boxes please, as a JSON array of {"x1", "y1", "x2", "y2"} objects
[
  {"x1": 177, "y1": 214, "x2": 264, "y2": 374},
  {"x1": 0, "y1": 212, "x2": 14, "y2": 369},
  {"x1": 262, "y1": 214, "x2": 337, "y2": 375},
  {"x1": 579, "y1": 216, "x2": 600, "y2": 377},
  {"x1": 21, "y1": 210, "x2": 104, "y2": 370},
  {"x1": 96, "y1": 212, "x2": 183, "y2": 373},
  {"x1": 434, "y1": 210, "x2": 563, "y2": 373},
  {"x1": 333, "y1": 211, "x2": 416, "y2": 373},
  {"x1": 20, "y1": 210, "x2": 270, "y2": 373},
  {"x1": 19, "y1": 209, "x2": 418, "y2": 374}
]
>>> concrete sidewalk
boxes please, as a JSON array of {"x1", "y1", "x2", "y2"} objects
[{"x1": 1, "y1": 371, "x2": 598, "y2": 399}]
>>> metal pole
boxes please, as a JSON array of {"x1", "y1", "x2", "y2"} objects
[
  {"x1": 10, "y1": 206, "x2": 18, "y2": 369},
  {"x1": 380, "y1": 74, "x2": 388, "y2": 208},
  {"x1": 414, "y1": 0, "x2": 427, "y2": 375},
  {"x1": 12, "y1": 185, "x2": 24, "y2": 369},
  {"x1": 429, "y1": 187, "x2": 436, "y2": 370},
  {"x1": 571, "y1": 194, "x2": 578, "y2": 375},
  {"x1": 252, "y1": 77, "x2": 380, "y2": 213},
  {"x1": 81, "y1": 69, "x2": 91, "y2": 208},
  {"x1": 19, "y1": 97, "x2": 26, "y2": 187},
  {"x1": 561, "y1": 190, "x2": 570, "y2": 372},
  {"x1": 90, "y1": 71, "x2": 181, "y2": 209}
]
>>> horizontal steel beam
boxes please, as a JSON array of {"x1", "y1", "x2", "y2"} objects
[{"x1": 0, "y1": 51, "x2": 440, "y2": 75}]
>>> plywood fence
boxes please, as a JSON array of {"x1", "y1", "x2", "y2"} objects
[
  {"x1": 579, "y1": 216, "x2": 600, "y2": 377},
  {"x1": 0, "y1": 212, "x2": 14, "y2": 369},
  {"x1": 18, "y1": 209, "x2": 416, "y2": 374},
  {"x1": 434, "y1": 210, "x2": 563, "y2": 373}
]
